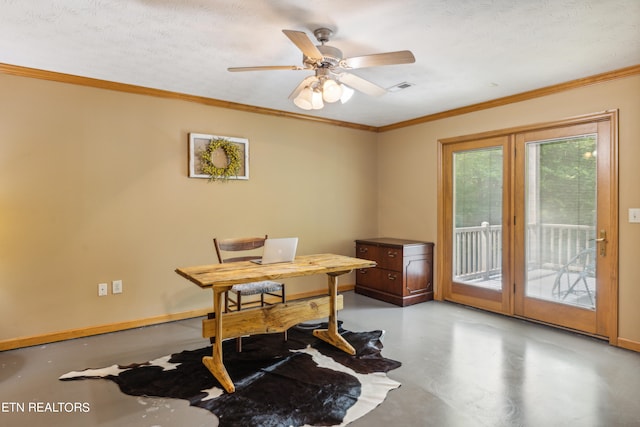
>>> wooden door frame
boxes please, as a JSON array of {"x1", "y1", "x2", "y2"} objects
[
  {"x1": 437, "y1": 110, "x2": 619, "y2": 343},
  {"x1": 438, "y1": 136, "x2": 513, "y2": 315}
]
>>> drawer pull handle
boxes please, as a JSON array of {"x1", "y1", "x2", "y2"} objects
[
  {"x1": 387, "y1": 273, "x2": 397, "y2": 281},
  {"x1": 387, "y1": 251, "x2": 397, "y2": 258},
  {"x1": 359, "y1": 247, "x2": 368, "y2": 253},
  {"x1": 358, "y1": 269, "x2": 368, "y2": 274}
]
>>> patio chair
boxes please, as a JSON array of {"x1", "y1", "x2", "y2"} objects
[{"x1": 552, "y1": 246, "x2": 596, "y2": 306}]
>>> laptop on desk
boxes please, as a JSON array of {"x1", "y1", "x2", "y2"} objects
[{"x1": 251, "y1": 237, "x2": 298, "y2": 265}]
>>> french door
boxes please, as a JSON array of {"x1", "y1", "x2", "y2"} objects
[
  {"x1": 440, "y1": 135, "x2": 513, "y2": 314},
  {"x1": 439, "y1": 112, "x2": 618, "y2": 338}
]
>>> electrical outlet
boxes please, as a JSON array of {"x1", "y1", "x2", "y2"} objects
[
  {"x1": 98, "y1": 283, "x2": 108, "y2": 297},
  {"x1": 112, "y1": 279, "x2": 123, "y2": 294},
  {"x1": 629, "y1": 208, "x2": 640, "y2": 223}
]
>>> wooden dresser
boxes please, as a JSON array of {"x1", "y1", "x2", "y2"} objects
[{"x1": 354, "y1": 238, "x2": 434, "y2": 306}]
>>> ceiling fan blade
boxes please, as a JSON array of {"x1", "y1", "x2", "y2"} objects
[
  {"x1": 282, "y1": 29, "x2": 323, "y2": 61},
  {"x1": 228, "y1": 65, "x2": 308, "y2": 72},
  {"x1": 341, "y1": 50, "x2": 415, "y2": 69},
  {"x1": 288, "y1": 75, "x2": 317, "y2": 100},
  {"x1": 339, "y1": 72, "x2": 387, "y2": 97}
]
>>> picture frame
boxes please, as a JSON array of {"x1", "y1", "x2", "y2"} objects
[{"x1": 188, "y1": 133, "x2": 249, "y2": 180}]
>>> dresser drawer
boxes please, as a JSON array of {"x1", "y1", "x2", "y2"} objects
[
  {"x1": 378, "y1": 246, "x2": 403, "y2": 271},
  {"x1": 355, "y1": 243, "x2": 379, "y2": 262},
  {"x1": 379, "y1": 268, "x2": 402, "y2": 293},
  {"x1": 355, "y1": 266, "x2": 380, "y2": 288},
  {"x1": 357, "y1": 267, "x2": 399, "y2": 295}
]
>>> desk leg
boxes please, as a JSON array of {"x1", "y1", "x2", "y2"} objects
[
  {"x1": 202, "y1": 287, "x2": 235, "y2": 393},
  {"x1": 313, "y1": 272, "x2": 356, "y2": 355}
]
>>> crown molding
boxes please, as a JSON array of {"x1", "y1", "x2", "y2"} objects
[
  {"x1": 0, "y1": 63, "x2": 378, "y2": 132},
  {"x1": 378, "y1": 64, "x2": 640, "y2": 132},
  {"x1": 1, "y1": 63, "x2": 638, "y2": 133}
]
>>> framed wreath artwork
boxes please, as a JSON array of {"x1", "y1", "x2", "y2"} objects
[{"x1": 188, "y1": 133, "x2": 249, "y2": 181}]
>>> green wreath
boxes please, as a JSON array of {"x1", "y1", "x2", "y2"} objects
[{"x1": 200, "y1": 138, "x2": 242, "y2": 182}]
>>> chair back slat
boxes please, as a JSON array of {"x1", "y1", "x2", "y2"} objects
[
  {"x1": 214, "y1": 235, "x2": 268, "y2": 264},
  {"x1": 223, "y1": 255, "x2": 261, "y2": 263}
]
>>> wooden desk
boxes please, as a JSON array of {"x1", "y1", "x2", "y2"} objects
[{"x1": 175, "y1": 253, "x2": 376, "y2": 393}]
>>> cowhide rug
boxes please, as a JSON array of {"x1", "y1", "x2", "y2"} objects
[{"x1": 60, "y1": 322, "x2": 401, "y2": 427}]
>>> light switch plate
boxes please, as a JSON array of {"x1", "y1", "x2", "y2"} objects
[
  {"x1": 629, "y1": 208, "x2": 640, "y2": 223},
  {"x1": 112, "y1": 279, "x2": 123, "y2": 294}
]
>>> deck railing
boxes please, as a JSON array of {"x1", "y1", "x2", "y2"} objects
[{"x1": 454, "y1": 222, "x2": 595, "y2": 280}]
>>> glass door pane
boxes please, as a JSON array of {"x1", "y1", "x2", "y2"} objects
[
  {"x1": 524, "y1": 135, "x2": 597, "y2": 309},
  {"x1": 453, "y1": 147, "x2": 503, "y2": 290}
]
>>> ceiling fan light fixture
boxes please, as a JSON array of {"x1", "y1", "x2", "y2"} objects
[
  {"x1": 294, "y1": 86, "x2": 314, "y2": 110},
  {"x1": 231, "y1": 27, "x2": 415, "y2": 112},
  {"x1": 322, "y1": 78, "x2": 343, "y2": 103},
  {"x1": 340, "y1": 84, "x2": 355, "y2": 104},
  {"x1": 311, "y1": 89, "x2": 324, "y2": 109}
]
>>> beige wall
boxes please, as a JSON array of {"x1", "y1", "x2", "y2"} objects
[
  {"x1": 0, "y1": 74, "x2": 378, "y2": 341},
  {"x1": 2, "y1": 71, "x2": 639, "y2": 348},
  {"x1": 377, "y1": 74, "x2": 640, "y2": 344}
]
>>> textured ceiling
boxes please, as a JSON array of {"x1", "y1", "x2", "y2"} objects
[{"x1": 1, "y1": 0, "x2": 639, "y2": 127}]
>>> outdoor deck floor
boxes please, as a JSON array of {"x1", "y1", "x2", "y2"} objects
[{"x1": 462, "y1": 268, "x2": 596, "y2": 309}]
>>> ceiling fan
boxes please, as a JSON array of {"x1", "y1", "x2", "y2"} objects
[{"x1": 227, "y1": 28, "x2": 415, "y2": 110}]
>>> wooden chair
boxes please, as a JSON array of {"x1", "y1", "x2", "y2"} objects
[{"x1": 213, "y1": 235, "x2": 287, "y2": 351}]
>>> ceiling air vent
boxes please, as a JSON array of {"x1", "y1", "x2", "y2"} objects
[{"x1": 387, "y1": 81, "x2": 415, "y2": 92}]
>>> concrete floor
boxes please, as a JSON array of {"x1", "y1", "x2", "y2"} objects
[{"x1": 1, "y1": 291, "x2": 639, "y2": 426}]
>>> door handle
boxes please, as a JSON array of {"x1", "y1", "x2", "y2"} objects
[{"x1": 594, "y1": 229, "x2": 607, "y2": 256}]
